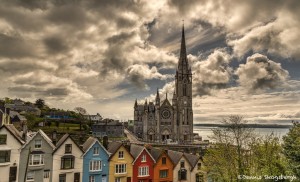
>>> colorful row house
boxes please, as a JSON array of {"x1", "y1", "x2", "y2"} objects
[{"x1": 0, "y1": 124, "x2": 206, "y2": 182}]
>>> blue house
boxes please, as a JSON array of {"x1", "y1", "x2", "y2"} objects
[{"x1": 82, "y1": 137, "x2": 110, "y2": 182}]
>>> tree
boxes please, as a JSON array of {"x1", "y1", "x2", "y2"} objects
[
  {"x1": 204, "y1": 115, "x2": 254, "y2": 181},
  {"x1": 283, "y1": 121, "x2": 300, "y2": 177},
  {"x1": 74, "y1": 107, "x2": 87, "y2": 131},
  {"x1": 35, "y1": 99, "x2": 45, "y2": 109},
  {"x1": 204, "y1": 116, "x2": 289, "y2": 181}
]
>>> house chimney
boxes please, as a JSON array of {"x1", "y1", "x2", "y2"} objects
[
  {"x1": 52, "y1": 131, "x2": 57, "y2": 145},
  {"x1": 103, "y1": 135, "x2": 108, "y2": 150},
  {"x1": 22, "y1": 123, "x2": 27, "y2": 141}
]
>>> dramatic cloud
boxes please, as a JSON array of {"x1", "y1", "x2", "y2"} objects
[
  {"x1": 192, "y1": 50, "x2": 232, "y2": 96},
  {"x1": 126, "y1": 64, "x2": 171, "y2": 89},
  {"x1": 236, "y1": 54, "x2": 289, "y2": 92}
]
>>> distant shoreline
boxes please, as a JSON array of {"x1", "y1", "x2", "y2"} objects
[{"x1": 193, "y1": 123, "x2": 293, "y2": 129}]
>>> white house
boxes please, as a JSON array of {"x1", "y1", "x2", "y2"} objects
[
  {"x1": 0, "y1": 124, "x2": 25, "y2": 182},
  {"x1": 52, "y1": 134, "x2": 84, "y2": 182}
]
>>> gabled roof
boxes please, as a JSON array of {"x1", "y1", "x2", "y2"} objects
[
  {"x1": 53, "y1": 133, "x2": 84, "y2": 154},
  {"x1": 184, "y1": 153, "x2": 200, "y2": 170},
  {"x1": 82, "y1": 137, "x2": 110, "y2": 157},
  {"x1": 107, "y1": 142, "x2": 133, "y2": 160},
  {"x1": 130, "y1": 144, "x2": 155, "y2": 164},
  {"x1": 148, "y1": 147, "x2": 162, "y2": 162},
  {"x1": 21, "y1": 129, "x2": 55, "y2": 150},
  {"x1": 0, "y1": 124, "x2": 24, "y2": 144},
  {"x1": 167, "y1": 150, "x2": 183, "y2": 166}
]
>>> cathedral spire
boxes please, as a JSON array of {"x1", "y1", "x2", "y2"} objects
[{"x1": 178, "y1": 21, "x2": 187, "y2": 69}]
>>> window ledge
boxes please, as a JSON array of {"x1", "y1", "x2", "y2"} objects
[
  {"x1": 0, "y1": 162, "x2": 10, "y2": 166},
  {"x1": 60, "y1": 169, "x2": 74, "y2": 173}
]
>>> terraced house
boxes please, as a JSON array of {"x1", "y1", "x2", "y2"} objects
[
  {"x1": 0, "y1": 124, "x2": 25, "y2": 182},
  {"x1": 52, "y1": 134, "x2": 84, "y2": 182},
  {"x1": 82, "y1": 137, "x2": 110, "y2": 182},
  {"x1": 130, "y1": 144, "x2": 155, "y2": 182},
  {"x1": 19, "y1": 129, "x2": 55, "y2": 182},
  {"x1": 107, "y1": 142, "x2": 133, "y2": 182}
]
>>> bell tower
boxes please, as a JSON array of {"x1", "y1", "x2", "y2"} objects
[{"x1": 175, "y1": 23, "x2": 193, "y2": 142}]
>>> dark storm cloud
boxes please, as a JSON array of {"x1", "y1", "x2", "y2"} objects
[
  {"x1": 44, "y1": 36, "x2": 69, "y2": 54},
  {"x1": 236, "y1": 53, "x2": 289, "y2": 91},
  {"x1": 46, "y1": 3, "x2": 88, "y2": 27},
  {"x1": 0, "y1": 60, "x2": 55, "y2": 75},
  {"x1": 8, "y1": 86, "x2": 69, "y2": 97},
  {"x1": 0, "y1": 33, "x2": 36, "y2": 58}
]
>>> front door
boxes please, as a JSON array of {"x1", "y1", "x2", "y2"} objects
[
  {"x1": 102, "y1": 176, "x2": 107, "y2": 182},
  {"x1": 74, "y1": 173, "x2": 80, "y2": 182},
  {"x1": 9, "y1": 166, "x2": 17, "y2": 182}
]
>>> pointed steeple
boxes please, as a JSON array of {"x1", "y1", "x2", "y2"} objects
[
  {"x1": 178, "y1": 21, "x2": 188, "y2": 70},
  {"x1": 155, "y1": 88, "x2": 160, "y2": 106},
  {"x1": 134, "y1": 99, "x2": 138, "y2": 108}
]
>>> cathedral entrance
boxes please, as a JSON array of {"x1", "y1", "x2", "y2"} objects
[
  {"x1": 161, "y1": 129, "x2": 171, "y2": 141},
  {"x1": 162, "y1": 134, "x2": 170, "y2": 141}
]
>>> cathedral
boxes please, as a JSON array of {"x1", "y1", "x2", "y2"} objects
[{"x1": 133, "y1": 25, "x2": 193, "y2": 143}]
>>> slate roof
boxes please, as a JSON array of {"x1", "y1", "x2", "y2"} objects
[
  {"x1": 53, "y1": 133, "x2": 84, "y2": 154},
  {"x1": 130, "y1": 144, "x2": 144, "y2": 159},
  {"x1": 21, "y1": 129, "x2": 55, "y2": 150},
  {"x1": 0, "y1": 124, "x2": 24, "y2": 144},
  {"x1": 167, "y1": 150, "x2": 183, "y2": 165},
  {"x1": 107, "y1": 142, "x2": 123, "y2": 156},
  {"x1": 148, "y1": 147, "x2": 163, "y2": 162},
  {"x1": 184, "y1": 153, "x2": 200, "y2": 169},
  {"x1": 82, "y1": 137, "x2": 96, "y2": 152}
]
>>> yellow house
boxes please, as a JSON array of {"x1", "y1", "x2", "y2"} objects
[{"x1": 108, "y1": 142, "x2": 133, "y2": 182}]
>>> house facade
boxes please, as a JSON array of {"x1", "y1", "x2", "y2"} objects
[
  {"x1": 150, "y1": 148, "x2": 174, "y2": 182},
  {"x1": 130, "y1": 144, "x2": 155, "y2": 182},
  {"x1": 168, "y1": 150, "x2": 193, "y2": 182},
  {"x1": 92, "y1": 119, "x2": 124, "y2": 138},
  {"x1": 82, "y1": 137, "x2": 110, "y2": 182},
  {"x1": 19, "y1": 129, "x2": 55, "y2": 182},
  {"x1": 107, "y1": 142, "x2": 133, "y2": 182},
  {"x1": 52, "y1": 134, "x2": 84, "y2": 182},
  {"x1": 0, "y1": 124, "x2": 25, "y2": 182}
]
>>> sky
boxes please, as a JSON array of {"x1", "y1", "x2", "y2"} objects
[{"x1": 0, "y1": 0, "x2": 299, "y2": 124}]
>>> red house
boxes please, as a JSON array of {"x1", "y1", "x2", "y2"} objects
[{"x1": 130, "y1": 144, "x2": 155, "y2": 182}]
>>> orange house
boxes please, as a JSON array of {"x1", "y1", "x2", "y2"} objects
[{"x1": 149, "y1": 147, "x2": 174, "y2": 182}]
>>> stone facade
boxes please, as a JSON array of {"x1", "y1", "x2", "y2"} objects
[{"x1": 133, "y1": 25, "x2": 193, "y2": 143}]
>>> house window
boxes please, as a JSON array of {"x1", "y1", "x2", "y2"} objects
[
  {"x1": 59, "y1": 174, "x2": 66, "y2": 182},
  {"x1": 159, "y1": 170, "x2": 168, "y2": 178},
  {"x1": 93, "y1": 147, "x2": 100, "y2": 155},
  {"x1": 118, "y1": 151, "x2": 124, "y2": 159},
  {"x1": 180, "y1": 160, "x2": 185, "y2": 168},
  {"x1": 162, "y1": 157, "x2": 166, "y2": 165},
  {"x1": 196, "y1": 173, "x2": 204, "y2": 182},
  {"x1": 29, "y1": 154, "x2": 44, "y2": 166},
  {"x1": 0, "y1": 150, "x2": 10, "y2": 163},
  {"x1": 138, "y1": 166, "x2": 149, "y2": 176},
  {"x1": 178, "y1": 169, "x2": 187, "y2": 180},
  {"x1": 115, "y1": 178, "x2": 121, "y2": 182},
  {"x1": 197, "y1": 162, "x2": 202, "y2": 170},
  {"x1": 65, "y1": 144, "x2": 72, "y2": 153},
  {"x1": 115, "y1": 164, "x2": 127, "y2": 174},
  {"x1": 89, "y1": 175, "x2": 95, "y2": 182},
  {"x1": 26, "y1": 171, "x2": 34, "y2": 181},
  {"x1": 61, "y1": 155, "x2": 74, "y2": 169},
  {"x1": 43, "y1": 170, "x2": 50, "y2": 178},
  {"x1": 89, "y1": 160, "x2": 102, "y2": 171},
  {"x1": 141, "y1": 154, "x2": 146, "y2": 162},
  {"x1": 34, "y1": 139, "x2": 42, "y2": 149},
  {"x1": 0, "y1": 134, "x2": 7, "y2": 144}
]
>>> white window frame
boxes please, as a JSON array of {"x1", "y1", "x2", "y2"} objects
[
  {"x1": 89, "y1": 175, "x2": 95, "y2": 182},
  {"x1": 34, "y1": 139, "x2": 42, "y2": 149},
  {"x1": 115, "y1": 177, "x2": 121, "y2": 182},
  {"x1": 89, "y1": 160, "x2": 102, "y2": 171},
  {"x1": 29, "y1": 154, "x2": 44, "y2": 166},
  {"x1": 138, "y1": 166, "x2": 149, "y2": 176},
  {"x1": 115, "y1": 164, "x2": 127, "y2": 174},
  {"x1": 26, "y1": 171, "x2": 35, "y2": 181},
  {"x1": 141, "y1": 154, "x2": 146, "y2": 162},
  {"x1": 93, "y1": 147, "x2": 99, "y2": 155},
  {"x1": 43, "y1": 170, "x2": 50, "y2": 178},
  {"x1": 118, "y1": 151, "x2": 124, "y2": 159}
]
